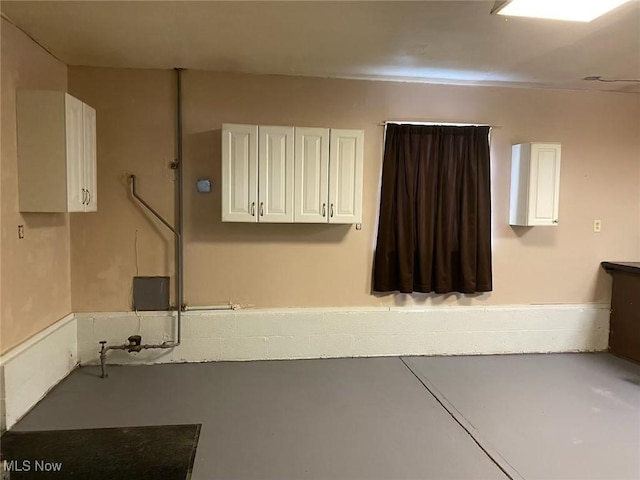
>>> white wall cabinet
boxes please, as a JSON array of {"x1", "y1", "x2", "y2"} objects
[
  {"x1": 223, "y1": 124, "x2": 364, "y2": 224},
  {"x1": 509, "y1": 143, "x2": 561, "y2": 226},
  {"x1": 17, "y1": 90, "x2": 97, "y2": 213},
  {"x1": 222, "y1": 124, "x2": 295, "y2": 223}
]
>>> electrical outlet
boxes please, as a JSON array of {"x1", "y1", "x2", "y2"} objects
[
  {"x1": 18, "y1": 225, "x2": 24, "y2": 239},
  {"x1": 593, "y1": 220, "x2": 602, "y2": 233},
  {"x1": 355, "y1": 223, "x2": 362, "y2": 230}
]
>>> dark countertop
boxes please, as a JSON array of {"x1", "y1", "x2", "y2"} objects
[{"x1": 601, "y1": 262, "x2": 640, "y2": 275}]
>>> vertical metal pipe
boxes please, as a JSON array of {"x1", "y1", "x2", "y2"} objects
[{"x1": 175, "y1": 67, "x2": 184, "y2": 344}]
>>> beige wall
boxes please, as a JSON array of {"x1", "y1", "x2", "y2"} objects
[
  {"x1": 1, "y1": 19, "x2": 70, "y2": 354},
  {"x1": 68, "y1": 67, "x2": 640, "y2": 312},
  {"x1": 68, "y1": 68, "x2": 177, "y2": 312}
]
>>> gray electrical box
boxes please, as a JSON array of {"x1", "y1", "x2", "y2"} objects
[{"x1": 133, "y1": 276, "x2": 170, "y2": 311}]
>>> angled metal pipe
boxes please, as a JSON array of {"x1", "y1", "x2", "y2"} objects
[{"x1": 129, "y1": 174, "x2": 178, "y2": 236}]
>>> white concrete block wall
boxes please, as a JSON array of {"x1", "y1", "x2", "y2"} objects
[
  {"x1": 266, "y1": 336, "x2": 310, "y2": 360},
  {"x1": 76, "y1": 305, "x2": 610, "y2": 366}
]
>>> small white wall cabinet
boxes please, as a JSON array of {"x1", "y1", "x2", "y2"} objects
[
  {"x1": 509, "y1": 143, "x2": 561, "y2": 226},
  {"x1": 17, "y1": 90, "x2": 97, "y2": 213},
  {"x1": 221, "y1": 124, "x2": 294, "y2": 222},
  {"x1": 223, "y1": 124, "x2": 364, "y2": 224}
]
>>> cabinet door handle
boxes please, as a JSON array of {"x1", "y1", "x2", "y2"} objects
[
  {"x1": 87, "y1": 189, "x2": 91, "y2": 205},
  {"x1": 251, "y1": 202, "x2": 255, "y2": 216},
  {"x1": 322, "y1": 203, "x2": 326, "y2": 217},
  {"x1": 330, "y1": 203, "x2": 334, "y2": 218},
  {"x1": 82, "y1": 188, "x2": 87, "y2": 205},
  {"x1": 260, "y1": 202, "x2": 264, "y2": 217}
]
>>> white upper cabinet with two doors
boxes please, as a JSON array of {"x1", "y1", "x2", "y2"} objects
[
  {"x1": 294, "y1": 128, "x2": 364, "y2": 224},
  {"x1": 222, "y1": 124, "x2": 364, "y2": 224},
  {"x1": 17, "y1": 90, "x2": 97, "y2": 213},
  {"x1": 509, "y1": 143, "x2": 561, "y2": 226},
  {"x1": 221, "y1": 125, "x2": 294, "y2": 222}
]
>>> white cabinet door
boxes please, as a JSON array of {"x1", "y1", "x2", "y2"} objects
[
  {"x1": 258, "y1": 126, "x2": 294, "y2": 223},
  {"x1": 65, "y1": 94, "x2": 85, "y2": 212},
  {"x1": 82, "y1": 103, "x2": 97, "y2": 212},
  {"x1": 528, "y1": 143, "x2": 561, "y2": 226},
  {"x1": 294, "y1": 127, "x2": 329, "y2": 223},
  {"x1": 222, "y1": 124, "x2": 258, "y2": 222},
  {"x1": 328, "y1": 129, "x2": 364, "y2": 224}
]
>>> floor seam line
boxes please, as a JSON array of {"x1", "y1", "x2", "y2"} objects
[{"x1": 398, "y1": 357, "x2": 523, "y2": 480}]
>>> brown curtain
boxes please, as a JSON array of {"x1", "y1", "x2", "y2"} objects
[{"x1": 373, "y1": 124, "x2": 492, "y2": 294}]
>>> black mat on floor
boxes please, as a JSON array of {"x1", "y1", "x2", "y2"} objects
[{"x1": 0, "y1": 424, "x2": 200, "y2": 479}]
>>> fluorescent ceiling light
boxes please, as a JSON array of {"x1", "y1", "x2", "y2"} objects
[{"x1": 492, "y1": 0, "x2": 631, "y2": 22}]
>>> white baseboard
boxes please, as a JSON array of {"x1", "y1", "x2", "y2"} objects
[
  {"x1": 0, "y1": 313, "x2": 77, "y2": 431},
  {"x1": 76, "y1": 304, "x2": 610, "y2": 366}
]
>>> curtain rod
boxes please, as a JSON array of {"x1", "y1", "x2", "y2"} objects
[{"x1": 379, "y1": 121, "x2": 501, "y2": 128}]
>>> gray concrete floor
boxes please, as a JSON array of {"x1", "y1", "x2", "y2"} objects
[
  {"x1": 11, "y1": 353, "x2": 640, "y2": 479},
  {"x1": 404, "y1": 353, "x2": 640, "y2": 480}
]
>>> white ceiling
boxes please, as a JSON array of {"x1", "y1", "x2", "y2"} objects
[{"x1": 2, "y1": 0, "x2": 640, "y2": 93}]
